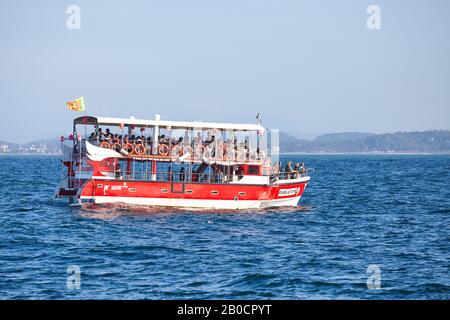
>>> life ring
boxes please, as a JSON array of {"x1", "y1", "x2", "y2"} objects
[
  {"x1": 123, "y1": 143, "x2": 134, "y2": 154},
  {"x1": 171, "y1": 145, "x2": 182, "y2": 157},
  {"x1": 158, "y1": 144, "x2": 169, "y2": 156},
  {"x1": 99, "y1": 141, "x2": 110, "y2": 149},
  {"x1": 182, "y1": 146, "x2": 193, "y2": 156},
  {"x1": 111, "y1": 142, "x2": 122, "y2": 152},
  {"x1": 194, "y1": 145, "x2": 205, "y2": 158},
  {"x1": 134, "y1": 144, "x2": 146, "y2": 155}
]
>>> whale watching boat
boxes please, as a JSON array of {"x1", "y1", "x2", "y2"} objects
[{"x1": 55, "y1": 115, "x2": 310, "y2": 209}]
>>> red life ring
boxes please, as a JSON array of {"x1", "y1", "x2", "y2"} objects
[
  {"x1": 134, "y1": 144, "x2": 146, "y2": 155},
  {"x1": 111, "y1": 143, "x2": 122, "y2": 152},
  {"x1": 99, "y1": 141, "x2": 110, "y2": 149},
  {"x1": 123, "y1": 143, "x2": 134, "y2": 154},
  {"x1": 158, "y1": 144, "x2": 169, "y2": 156}
]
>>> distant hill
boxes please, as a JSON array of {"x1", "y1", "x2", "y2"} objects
[
  {"x1": 0, "y1": 138, "x2": 60, "y2": 154},
  {"x1": 2, "y1": 130, "x2": 450, "y2": 154},
  {"x1": 280, "y1": 130, "x2": 450, "y2": 153}
]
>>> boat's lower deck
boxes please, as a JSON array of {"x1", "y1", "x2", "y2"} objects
[{"x1": 72, "y1": 177, "x2": 309, "y2": 209}]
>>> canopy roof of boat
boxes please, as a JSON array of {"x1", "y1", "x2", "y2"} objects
[{"x1": 74, "y1": 115, "x2": 265, "y2": 131}]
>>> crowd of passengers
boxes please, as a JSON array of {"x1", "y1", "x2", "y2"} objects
[
  {"x1": 88, "y1": 127, "x2": 262, "y2": 159},
  {"x1": 114, "y1": 161, "x2": 305, "y2": 182},
  {"x1": 284, "y1": 161, "x2": 306, "y2": 178},
  {"x1": 113, "y1": 163, "x2": 243, "y2": 183},
  {"x1": 164, "y1": 164, "x2": 236, "y2": 183}
]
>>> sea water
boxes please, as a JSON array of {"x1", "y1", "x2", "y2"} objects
[{"x1": 0, "y1": 154, "x2": 448, "y2": 299}]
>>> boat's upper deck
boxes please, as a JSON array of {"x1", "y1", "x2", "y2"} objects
[
  {"x1": 73, "y1": 115, "x2": 265, "y2": 132},
  {"x1": 68, "y1": 114, "x2": 273, "y2": 165}
]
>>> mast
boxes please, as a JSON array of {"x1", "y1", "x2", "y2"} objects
[{"x1": 151, "y1": 114, "x2": 160, "y2": 181}]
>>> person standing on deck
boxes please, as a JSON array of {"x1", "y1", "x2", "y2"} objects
[
  {"x1": 179, "y1": 167, "x2": 185, "y2": 182},
  {"x1": 285, "y1": 161, "x2": 294, "y2": 179}
]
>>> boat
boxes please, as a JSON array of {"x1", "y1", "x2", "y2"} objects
[{"x1": 55, "y1": 114, "x2": 310, "y2": 209}]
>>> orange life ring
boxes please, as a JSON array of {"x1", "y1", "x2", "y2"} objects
[
  {"x1": 123, "y1": 143, "x2": 134, "y2": 154},
  {"x1": 158, "y1": 144, "x2": 169, "y2": 156},
  {"x1": 134, "y1": 144, "x2": 146, "y2": 155},
  {"x1": 99, "y1": 141, "x2": 110, "y2": 149},
  {"x1": 194, "y1": 145, "x2": 205, "y2": 158},
  {"x1": 111, "y1": 142, "x2": 122, "y2": 152},
  {"x1": 171, "y1": 145, "x2": 182, "y2": 157}
]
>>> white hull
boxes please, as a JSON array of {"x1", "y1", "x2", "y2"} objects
[{"x1": 80, "y1": 195, "x2": 301, "y2": 210}]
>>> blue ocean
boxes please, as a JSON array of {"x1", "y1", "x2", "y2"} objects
[{"x1": 0, "y1": 154, "x2": 448, "y2": 299}]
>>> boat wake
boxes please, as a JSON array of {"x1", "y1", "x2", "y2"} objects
[{"x1": 78, "y1": 202, "x2": 312, "y2": 219}]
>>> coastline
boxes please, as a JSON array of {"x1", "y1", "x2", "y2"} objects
[
  {"x1": 0, "y1": 153, "x2": 61, "y2": 156},
  {"x1": 281, "y1": 152, "x2": 450, "y2": 155},
  {"x1": 1, "y1": 152, "x2": 450, "y2": 156}
]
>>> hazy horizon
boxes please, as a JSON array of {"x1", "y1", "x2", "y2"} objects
[
  {"x1": 1, "y1": 0, "x2": 449, "y2": 143},
  {"x1": 2, "y1": 128, "x2": 450, "y2": 145}
]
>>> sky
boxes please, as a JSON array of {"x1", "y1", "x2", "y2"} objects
[{"x1": 0, "y1": 0, "x2": 449, "y2": 143}]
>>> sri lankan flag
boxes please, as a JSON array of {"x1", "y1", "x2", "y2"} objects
[{"x1": 66, "y1": 97, "x2": 85, "y2": 112}]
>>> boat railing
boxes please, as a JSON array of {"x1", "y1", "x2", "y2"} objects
[
  {"x1": 88, "y1": 168, "x2": 308, "y2": 184},
  {"x1": 93, "y1": 169, "x2": 238, "y2": 184},
  {"x1": 270, "y1": 171, "x2": 309, "y2": 182},
  {"x1": 83, "y1": 138, "x2": 267, "y2": 163}
]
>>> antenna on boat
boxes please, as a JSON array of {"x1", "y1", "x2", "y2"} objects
[{"x1": 256, "y1": 113, "x2": 262, "y2": 125}]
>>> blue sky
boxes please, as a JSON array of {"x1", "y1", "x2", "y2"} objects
[{"x1": 0, "y1": 0, "x2": 449, "y2": 142}]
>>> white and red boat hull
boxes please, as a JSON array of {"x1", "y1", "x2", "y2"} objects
[{"x1": 76, "y1": 177, "x2": 309, "y2": 209}]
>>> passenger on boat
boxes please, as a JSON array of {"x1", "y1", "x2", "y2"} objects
[
  {"x1": 216, "y1": 168, "x2": 224, "y2": 183},
  {"x1": 205, "y1": 145, "x2": 213, "y2": 158},
  {"x1": 146, "y1": 137, "x2": 153, "y2": 150},
  {"x1": 300, "y1": 161, "x2": 306, "y2": 174},
  {"x1": 235, "y1": 166, "x2": 244, "y2": 180},
  {"x1": 205, "y1": 131, "x2": 212, "y2": 144},
  {"x1": 115, "y1": 163, "x2": 122, "y2": 179},
  {"x1": 179, "y1": 167, "x2": 185, "y2": 182},
  {"x1": 194, "y1": 132, "x2": 203, "y2": 145},
  {"x1": 167, "y1": 166, "x2": 173, "y2": 182},
  {"x1": 105, "y1": 128, "x2": 112, "y2": 139},
  {"x1": 285, "y1": 161, "x2": 294, "y2": 179},
  {"x1": 183, "y1": 131, "x2": 190, "y2": 146}
]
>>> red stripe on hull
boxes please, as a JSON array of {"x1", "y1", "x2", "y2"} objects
[{"x1": 79, "y1": 179, "x2": 308, "y2": 202}]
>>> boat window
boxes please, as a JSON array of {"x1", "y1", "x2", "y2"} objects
[{"x1": 247, "y1": 165, "x2": 260, "y2": 175}]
